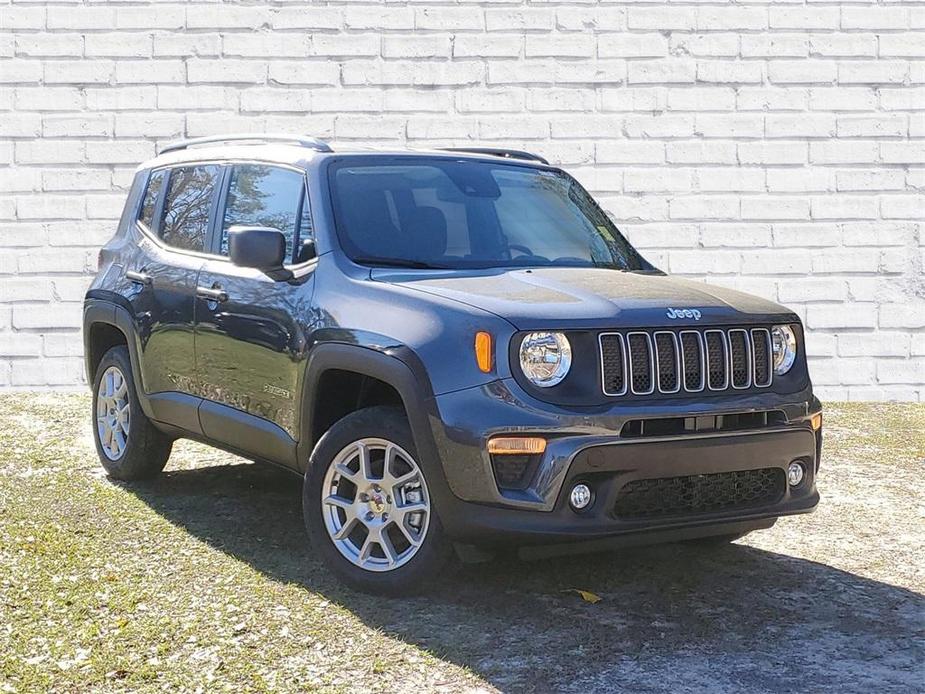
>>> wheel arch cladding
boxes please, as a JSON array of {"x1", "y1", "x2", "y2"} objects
[
  {"x1": 298, "y1": 344, "x2": 441, "y2": 478},
  {"x1": 86, "y1": 322, "x2": 129, "y2": 382},
  {"x1": 83, "y1": 298, "x2": 155, "y2": 420}
]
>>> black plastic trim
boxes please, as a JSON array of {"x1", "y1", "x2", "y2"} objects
[
  {"x1": 300, "y1": 344, "x2": 435, "y2": 459},
  {"x1": 83, "y1": 297, "x2": 160, "y2": 423},
  {"x1": 199, "y1": 399, "x2": 296, "y2": 466},
  {"x1": 148, "y1": 391, "x2": 204, "y2": 436}
]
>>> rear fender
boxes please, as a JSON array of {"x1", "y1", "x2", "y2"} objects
[{"x1": 83, "y1": 295, "x2": 156, "y2": 421}]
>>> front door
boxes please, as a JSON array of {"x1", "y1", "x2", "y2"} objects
[{"x1": 193, "y1": 163, "x2": 314, "y2": 455}]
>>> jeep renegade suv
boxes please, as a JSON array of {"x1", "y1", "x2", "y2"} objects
[{"x1": 84, "y1": 134, "x2": 822, "y2": 594}]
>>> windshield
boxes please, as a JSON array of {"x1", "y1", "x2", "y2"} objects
[{"x1": 328, "y1": 158, "x2": 647, "y2": 271}]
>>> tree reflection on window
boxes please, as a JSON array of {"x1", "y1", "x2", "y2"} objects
[
  {"x1": 139, "y1": 169, "x2": 165, "y2": 231},
  {"x1": 221, "y1": 165, "x2": 303, "y2": 260},
  {"x1": 161, "y1": 165, "x2": 219, "y2": 252}
]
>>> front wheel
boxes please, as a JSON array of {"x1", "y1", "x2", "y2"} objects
[{"x1": 303, "y1": 407, "x2": 451, "y2": 595}]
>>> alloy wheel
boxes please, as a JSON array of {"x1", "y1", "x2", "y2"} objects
[
  {"x1": 96, "y1": 365, "x2": 131, "y2": 460},
  {"x1": 321, "y1": 438, "x2": 430, "y2": 572}
]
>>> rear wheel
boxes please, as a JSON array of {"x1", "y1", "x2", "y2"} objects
[
  {"x1": 92, "y1": 345, "x2": 172, "y2": 480},
  {"x1": 303, "y1": 406, "x2": 450, "y2": 595}
]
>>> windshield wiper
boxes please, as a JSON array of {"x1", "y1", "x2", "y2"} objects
[{"x1": 353, "y1": 256, "x2": 451, "y2": 270}]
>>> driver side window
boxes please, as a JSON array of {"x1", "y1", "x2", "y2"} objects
[{"x1": 220, "y1": 165, "x2": 305, "y2": 261}]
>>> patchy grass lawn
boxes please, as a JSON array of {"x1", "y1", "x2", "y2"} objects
[{"x1": 1, "y1": 395, "x2": 922, "y2": 693}]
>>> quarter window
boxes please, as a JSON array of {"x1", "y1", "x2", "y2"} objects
[
  {"x1": 138, "y1": 169, "x2": 166, "y2": 231},
  {"x1": 221, "y1": 165, "x2": 304, "y2": 260},
  {"x1": 160, "y1": 165, "x2": 220, "y2": 252}
]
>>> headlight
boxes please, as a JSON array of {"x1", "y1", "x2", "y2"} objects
[
  {"x1": 771, "y1": 325, "x2": 797, "y2": 375},
  {"x1": 519, "y1": 332, "x2": 572, "y2": 387}
]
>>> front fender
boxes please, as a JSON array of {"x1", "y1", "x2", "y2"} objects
[
  {"x1": 298, "y1": 342, "x2": 439, "y2": 466},
  {"x1": 296, "y1": 341, "x2": 469, "y2": 520}
]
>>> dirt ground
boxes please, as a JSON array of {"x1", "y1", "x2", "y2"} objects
[{"x1": 1, "y1": 394, "x2": 922, "y2": 693}]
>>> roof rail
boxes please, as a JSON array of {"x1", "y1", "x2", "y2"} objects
[
  {"x1": 441, "y1": 147, "x2": 549, "y2": 165},
  {"x1": 159, "y1": 134, "x2": 333, "y2": 156}
]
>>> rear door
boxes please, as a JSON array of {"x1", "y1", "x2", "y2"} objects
[
  {"x1": 194, "y1": 163, "x2": 315, "y2": 456},
  {"x1": 126, "y1": 164, "x2": 221, "y2": 430}
]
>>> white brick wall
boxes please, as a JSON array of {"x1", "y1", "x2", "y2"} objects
[{"x1": 1, "y1": 1, "x2": 923, "y2": 400}]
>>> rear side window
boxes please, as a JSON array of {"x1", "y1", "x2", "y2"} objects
[
  {"x1": 138, "y1": 169, "x2": 165, "y2": 231},
  {"x1": 220, "y1": 165, "x2": 304, "y2": 259},
  {"x1": 160, "y1": 165, "x2": 220, "y2": 252}
]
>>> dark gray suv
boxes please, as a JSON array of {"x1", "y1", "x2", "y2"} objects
[{"x1": 84, "y1": 134, "x2": 822, "y2": 594}]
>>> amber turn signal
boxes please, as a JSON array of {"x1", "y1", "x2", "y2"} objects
[
  {"x1": 811, "y1": 413, "x2": 822, "y2": 431},
  {"x1": 475, "y1": 331, "x2": 493, "y2": 373},
  {"x1": 487, "y1": 437, "x2": 547, "y2": 455}
]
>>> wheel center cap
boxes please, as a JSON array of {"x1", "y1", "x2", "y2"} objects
[{"x1": 367, "y1": 492, "x2": 386, "y2": 515}]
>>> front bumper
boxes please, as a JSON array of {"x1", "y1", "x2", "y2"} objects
[{"x1": 427, "y1": 378, "x2": 821, "y2": 545}]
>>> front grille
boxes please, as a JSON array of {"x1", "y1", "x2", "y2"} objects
[
  {"x1": 752, "y1": 328, "x2": 772, "y2": 387},
  {"x1": 600, "y1": 333, "x2": 626, "y2": 395},
  {"x1": 600, "y1": 326, "x2": 774, "y2": 397},
  {"x1": 654, "y1": 332, "x2": 680, "y2": 393},
  {"x1": 627, "y1": 333, "x2": 653, "y2": 394},
  {"x1": 680, "y1": 332, "x2": 704, "y2": 391},
  {"x1": 729, "y1": 329, "x2": 750, "y2": 388},
  {"x1": 613, "y1": 468, "x2": 786, "y2": 519},
  {"x1": 704, "y1": 330, "x2": 728, "y2": 390}
]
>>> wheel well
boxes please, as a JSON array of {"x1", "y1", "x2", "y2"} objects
[
  {"x1": 87, "y1": 322, "x2": 128, "y2": 379},
  {"x1": 311, "y1": 369, "x2": 404, "y2": 447}
]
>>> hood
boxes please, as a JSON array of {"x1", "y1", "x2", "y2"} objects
[{"x1": 371, "y1": 266, "x2": 797, "y2": 330}]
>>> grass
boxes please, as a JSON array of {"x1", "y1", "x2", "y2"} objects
[{"x1": 1, "y1": 395, "x2": 923, "y2": 693}]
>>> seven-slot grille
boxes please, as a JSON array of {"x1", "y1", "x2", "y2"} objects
[{"x1": 599, "y1": 327, "x2": 773, "y2": 396}]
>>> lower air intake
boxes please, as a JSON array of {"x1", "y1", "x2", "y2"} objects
[{"x1": 613, "y1": 468, "x2": 786, "y2": 519}]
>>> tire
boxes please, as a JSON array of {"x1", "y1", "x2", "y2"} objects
[
  {"x1": 303, "y1": 406, "x2": 451, "y2": 595},
  {"x1": 92, "y1": 345, "x2": 172, "y2": 480}
]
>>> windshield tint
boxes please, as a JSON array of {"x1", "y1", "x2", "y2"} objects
[{"x1": 328, "y1": 158, "x2": 646, "y2": 271}]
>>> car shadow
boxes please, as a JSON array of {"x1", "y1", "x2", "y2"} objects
[{"x1": 122, "y1": 460, "x2": 925, "y2": 693}]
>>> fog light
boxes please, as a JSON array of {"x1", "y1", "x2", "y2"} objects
[
  {"x1": 569, "y1": 483, "x2": 592, "y2": 510},
  {"x1": 788, "y1": 461, "x2": 805, "y2": 486}
]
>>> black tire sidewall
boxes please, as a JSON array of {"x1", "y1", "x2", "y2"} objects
[{"x1": 303, "y1": 406, "x2": 450, "y2": 595}]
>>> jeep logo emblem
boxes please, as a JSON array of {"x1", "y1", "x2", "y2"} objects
[{"x1": 666, "y1": 308, "x2": 702, "y2": 320}]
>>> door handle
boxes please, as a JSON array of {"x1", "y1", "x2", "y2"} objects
[
  {"x1": 196, "y1": 286, "x2": 228, "y2": 303},
  {"x1": 126, "y1": 270, "x2": 152, "y2": 286}
]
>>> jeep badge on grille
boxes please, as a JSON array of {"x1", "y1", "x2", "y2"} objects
[{"x1": 666, "y1": 308, "x2": 702, "y2": 320}]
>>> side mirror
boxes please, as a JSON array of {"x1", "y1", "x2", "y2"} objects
[{"x1": 228, "y1": 226, "x2": 286, "y2": 271}]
